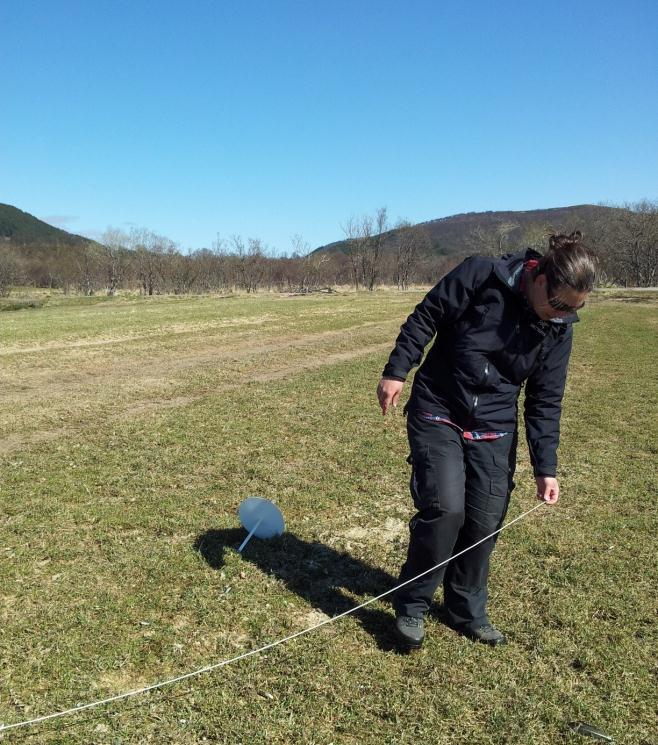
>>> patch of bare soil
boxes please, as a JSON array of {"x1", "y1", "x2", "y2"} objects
[
  {"x1": 341, "y1": 518, "x2": 406, "y2": 543},
  {"x1": 0, "y1": 430, "x2": 62, "y2": 454},
  {"x1": 296, "y1": 609, "x2": 331, "y2": 628},
  {"x1": 95, "y1": 670, "x2": 151, "y2": 694}
]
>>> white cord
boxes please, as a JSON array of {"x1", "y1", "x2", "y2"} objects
[{"x1": 0, "y1": 501, "x2": 548, "y2": 734}]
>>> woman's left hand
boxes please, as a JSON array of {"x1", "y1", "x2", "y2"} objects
[{"x1": 535, "y1": 476, "x2": 559, "y2": 504}]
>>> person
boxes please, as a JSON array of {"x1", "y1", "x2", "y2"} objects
[{"x1": 377, "y1": 232, "x2": 597, "y2": 649}]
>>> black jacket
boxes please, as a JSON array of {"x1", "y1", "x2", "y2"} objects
[{"x1": 382, "y1": 249, "x2": 577, "y2": 477}]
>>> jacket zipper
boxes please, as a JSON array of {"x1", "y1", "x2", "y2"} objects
[{"x1": 470, "y1": 364, "x2": 487, "y2": 426}]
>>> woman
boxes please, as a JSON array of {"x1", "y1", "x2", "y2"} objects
[{"x1": 377, "y1": 232, "x2": 597, "y2": 649}]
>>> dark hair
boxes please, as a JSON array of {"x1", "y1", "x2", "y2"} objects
[{"x1": 534, "y1": 231, "x2": 598, "y2": 292}]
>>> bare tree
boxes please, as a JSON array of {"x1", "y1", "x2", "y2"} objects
[
  {"x1": 341, "y1": 216, "x2": 362, "y2": 290},
  {"x1": 288, "y1": 234, "x2": 332, "y2": 292},
  {"x1": 191, "y1": 245, "x2": 231, "y2": 292},
  {"x1": 165, "y1": 249, "x2": 199, "y2": 294},
  {"x1": 516, "y1": 223, "x2": 552, "y2": 253},
  {"x1": 611, "y1": 200, "x2": 658, "y2": 286},
  {"x1": 289, "y1": 236, "x2": 307, "y2": 292},
  {"x1": 361, "y1": 207, "x2": 388, "y2": 290},
  {"x1": 341, "y1": 206, "x2": 388, "y2": 290},
  {"x1": 129, "y1": 228, "x2": 154, "y2": 295},
  {"x1": 589, "y1": 201, "x2": 657, "y2": 286},
  {"x1": 100, "y1": 228, "x2": 131, "y2": 295},
  {"x1": 0, "y1": 247, "x2": 23, "y2": 296},
  {"x1": 37, "y1": 241, "x2": 77, "y2": 292},
  {"x1": 467, "y1": 221, "x2": 519, "y2": 256},
  {"x1": 310, "y1": 252, "x2": 331, "y2": 289},
  {"x1": 232, "y1": 235, "x2": 267, "y2": 292},
  {"x1": 394, "y1": 221, "x2": 432, "y2": 290},
  {"x1": 207, "y1": 234, "x2": 236, "y2": 291},
  {"x1": 128, "y1": 228, "x2": 171, "y2": 295},
  {"x1": 74, "y1": 242, "x2": 102, "y2": 295}
]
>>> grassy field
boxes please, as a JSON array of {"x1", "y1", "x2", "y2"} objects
[{"x1": 0, "y1": 289, "x2": 656, "y2": 744}]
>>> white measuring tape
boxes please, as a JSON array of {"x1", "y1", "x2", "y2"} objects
[{"x1": 0, "y1": 501, "x2": 548, "y2": 734}]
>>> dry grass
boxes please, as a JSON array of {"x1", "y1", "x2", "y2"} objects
[{"x1": 0, "y1": 290, "x2": 656, "y2": 743}]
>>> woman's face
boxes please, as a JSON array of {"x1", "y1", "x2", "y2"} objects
[{"x1": 529, "y1": 274, "x2": 589, "y2": 321}]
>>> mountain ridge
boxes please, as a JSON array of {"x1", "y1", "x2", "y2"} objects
[
  {"x1": 0, "y1": 201, "x2": 624, "y2": 257},
  {"x1": 0, "y1": 203, "x2": 93, "y2": 247},
  {"x1": 313, "y1": 203, "x2": 620, "y2": 256}
]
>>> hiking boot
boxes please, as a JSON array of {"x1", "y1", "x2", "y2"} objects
[
  {"x1": 462, "y1": 623, "x2": 507, "y2": 646},
  {"x1": 395, "y1": 615, "x2": 425, "y2": 649}
]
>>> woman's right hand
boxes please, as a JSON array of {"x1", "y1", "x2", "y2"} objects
[{"x1": 377, "y1": 378, "x2": 404, "y2": 416}]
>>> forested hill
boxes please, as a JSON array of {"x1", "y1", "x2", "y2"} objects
[
  {"x1": 314, "y1": 204, "x2": 623, "y2": 256},
  {"x1": 0, "y1": 203, "x2": 91, "y2": 247}
]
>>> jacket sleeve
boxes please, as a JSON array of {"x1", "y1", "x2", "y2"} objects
[
  {"x1": 382, "y1": 256, "x2": 491, "y2": 380},
  {"x1": 524, "y1": 325, "x2": 574, "y2": 477}
]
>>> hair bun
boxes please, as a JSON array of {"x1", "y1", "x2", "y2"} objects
[
  {"x1": 549, "y1": 230, "x2": 582, "y2": 252},
  {"x1": 540, "y1": 230, "x2": 597, "y2": 292}
]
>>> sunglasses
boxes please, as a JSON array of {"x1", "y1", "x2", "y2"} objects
[{"x1": 547, "y1": 288, "x2": 586, "y2": 313}]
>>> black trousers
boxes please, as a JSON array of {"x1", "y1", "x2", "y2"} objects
[{"x1": 394, "y1": 414, "x2": 517, "y2": 630}]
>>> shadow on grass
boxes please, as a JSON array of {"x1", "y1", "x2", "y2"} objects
[{"x1": 194, "y1": 528, "x2": 403, "y2": 652}]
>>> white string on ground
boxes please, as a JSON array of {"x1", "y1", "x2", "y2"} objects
[{"x1": 0, "y1": 501, "x2": 548, "y2": 734}]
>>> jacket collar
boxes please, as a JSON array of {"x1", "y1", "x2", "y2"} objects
[
  {"x1": 493, "y1": 248, "x2": 580, "y2": 324},
  {"x1": 493, "y1": 248, "x2": 541, "y2": 289}
]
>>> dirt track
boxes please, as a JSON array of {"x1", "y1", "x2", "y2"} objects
[{"x1": 0, "y1": 321, "x2": 396, "y2": 455}]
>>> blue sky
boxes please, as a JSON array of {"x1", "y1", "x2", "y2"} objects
[{"x1": 2, "y1": 0, "x2": 657, "y2": 254}]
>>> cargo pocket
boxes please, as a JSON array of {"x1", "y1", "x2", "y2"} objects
[
  {"x1": 407, "y1": 448, "x2": 441, "y2": 512},
  {"x1": 484, "y1": 451, "x2": 512, "y2": 526},
  {"x1": 490, "y1": 451, "x2": 513, "y2": 498}
]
